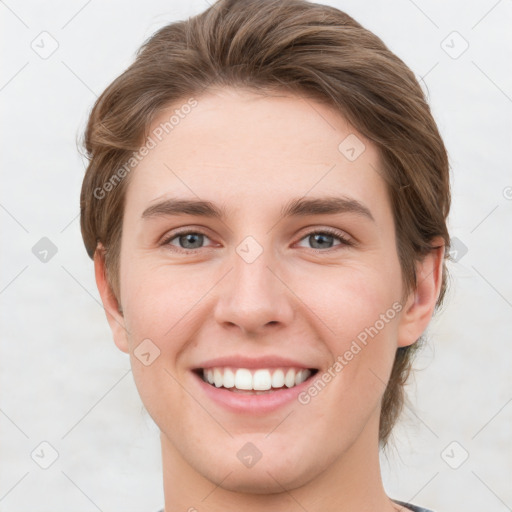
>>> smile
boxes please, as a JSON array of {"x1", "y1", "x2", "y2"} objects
[
  {"x1": 191, "y1": 356, "x2": 321, "y2": 413},
  {"x1": 197, "y1": 367, "x2": 318, "y2": 393}
]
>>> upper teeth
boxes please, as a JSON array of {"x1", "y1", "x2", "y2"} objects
[{"x1": 202, "y1": 367, "x2": 312, "y2": 391}]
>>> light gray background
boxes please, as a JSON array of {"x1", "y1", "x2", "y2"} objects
[{"x1": 1, "y1": 1, "x2": 511, "y2": 511}]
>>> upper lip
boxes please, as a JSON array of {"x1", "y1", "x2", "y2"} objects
[{"x1": 193, "y1": 355, "x2": 317, "y2": 370}]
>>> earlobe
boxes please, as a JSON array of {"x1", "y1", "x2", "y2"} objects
[
  {"x1": 94, "y1": 244, "x2": 130, "y2": 354},
  {"x1": 397, "y1": 239, "x2": 445, "y2": 348}
]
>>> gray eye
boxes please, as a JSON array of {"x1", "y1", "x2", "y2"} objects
[
  {"x1": 308, "y1": 233, "x2": 335, "y2": 249},
  {"x1": 176, "y1": 233, "x2": 205, "y2": 249}
]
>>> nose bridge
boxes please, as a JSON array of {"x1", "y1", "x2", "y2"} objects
[{"x1": 213, "y1": 235, "x2": 293, "y2": 333}]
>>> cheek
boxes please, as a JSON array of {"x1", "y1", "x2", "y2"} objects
[
  {"x1": 119, "y1": 260, "x2": 210, "y2": 414},
  {"x1": 121, "y1": 263, "x2": 192, "y2": 421},
  {"x1": 121, "y1": 259, "x2": 203, "y2": 342},
  {"x1": 293, "y1": 263, "x2": 402, "y2": 401},
  {"x1": 290, "y1": 261, "x2": 402, "y2": 342}
]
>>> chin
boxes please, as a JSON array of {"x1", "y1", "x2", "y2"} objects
[
  {"x1": 191, "y1": 442, "x2": 325, "y2": 495},
  {"x1": 207, "y1": 463, "x2": 311, "y2": 494}
]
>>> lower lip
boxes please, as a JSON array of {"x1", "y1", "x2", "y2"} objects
[{"x1": 191, "y1": 371, "x2": 316, "y2": 414}]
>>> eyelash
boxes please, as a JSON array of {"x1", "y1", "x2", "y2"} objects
[{"x1": 160, "y1": 227, "x2": 355, "y2": 254}]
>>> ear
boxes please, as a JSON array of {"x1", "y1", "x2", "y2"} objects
[
  {"x1": 94, "y1": 244, "x2": 130, "y2": 353},
  {"x1": 397, "y1": 237, "x2": 445, "y2": 348}
]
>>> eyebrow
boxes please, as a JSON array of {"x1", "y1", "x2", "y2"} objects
[{"x1": 141, "y1": 196, "x2": 374, "y2": 222}]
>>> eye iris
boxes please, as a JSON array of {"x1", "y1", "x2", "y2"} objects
[
  {"x1": 310, "y1": 233, "x2": 333, "y2": 249},
  {"x1": 180, "y1": 233, "x2": 203, "y2": 249}
]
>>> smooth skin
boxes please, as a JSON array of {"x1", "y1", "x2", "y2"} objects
[{"x1": 94, "y1": 87, "x2": 444, "y2": 512}]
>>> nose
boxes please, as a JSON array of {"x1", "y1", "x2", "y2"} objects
[{"x1": 213, "y1": 244, "x2": 295, "y2": 336}]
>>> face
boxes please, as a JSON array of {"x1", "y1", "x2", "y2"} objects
[{"x1": 98, "y1": 87, "x2": 433, "y2": 493}]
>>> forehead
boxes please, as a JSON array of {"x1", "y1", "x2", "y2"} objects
[{"x1": 124, "y1": 88, "x2": 388, "y2": 219}]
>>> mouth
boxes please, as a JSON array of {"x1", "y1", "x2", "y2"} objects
[{"x1": 193, "y1": 366, "x2": 319, "y2": 395}]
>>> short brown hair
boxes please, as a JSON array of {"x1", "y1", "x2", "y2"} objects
[{"x1": 80, "y1": 0, "x2": 451, "y2": 446}]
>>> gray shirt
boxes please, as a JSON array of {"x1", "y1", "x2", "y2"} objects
[{"x1": 393, "y1": 500, "x2": 435, "y2": 512}]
